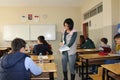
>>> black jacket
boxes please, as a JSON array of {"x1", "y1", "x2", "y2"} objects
[
  {"x1": 33, "y1": 44, "x2": 53, "y2": 55},
  {"x1": 0, "y1": 52, "x2": 30, "y2": 80}
]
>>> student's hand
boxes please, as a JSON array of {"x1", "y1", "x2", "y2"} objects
[{"x1": 110, "y1": 50, "x2": 115, "y2": 54}]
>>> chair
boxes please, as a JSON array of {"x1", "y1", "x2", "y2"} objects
[
  {"x1": 75, "y1": 61, "x2": 82, "y2": 76},
  {"x1": 89, "y1": 67, "x2": 103, "y2": 80}
]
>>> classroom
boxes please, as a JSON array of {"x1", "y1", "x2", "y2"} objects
[{"x1": 0, "y1": 0, "x2": 120, "y2": 80}]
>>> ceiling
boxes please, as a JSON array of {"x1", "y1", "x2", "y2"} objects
[{"x1": 0, "y1": 0, "x2": 88, "y2": 7}]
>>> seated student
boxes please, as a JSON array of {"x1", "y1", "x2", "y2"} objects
[
  {"x1": 79, "y1": 35, "x2": 85, "y2": 48},
  {"x1": 0, "y1": 38, "x2": 42, "y2": 80},
  {"x1": 105, "y1": 33, "x2": 120, "y2": 64},
  {"x1": 33, "y1": 35, "x2": 53, "y2": 55},
  {"x1": 80, "y1": 36, "x2": 96, "y2": 49},
  {"x1": 76, "y1": 35, "x2": 85, "y2": 61},
  {"x1": 78, "y1": 36, "x2": 96, "y2": 73},
  {"x1": 116, "y1": 44, "x2": 120, "y2": 54},
  {"x1": 99, "y1": 37, "x2": 111, "y2": 53}
]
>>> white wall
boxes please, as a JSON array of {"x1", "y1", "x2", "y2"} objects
[
  {"x1": 80, "y1": 0, "x2": 105, "y2": 47},
  {"x1": 0, "y1": 6, "x2": 82, "y2": 54},
  {"x1": 0, "y1": 0, "x2": 120, "y2": 50},
  {"x1": 80, "y1": 0, "x2": 119, "y2": 48}
]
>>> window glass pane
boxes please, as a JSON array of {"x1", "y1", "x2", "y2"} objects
[
  {"x1": 83, "y1": 3, "x2": 103, "y2": 20},
  {"x1": 90, "y1": 9, "x2": 97, "y2": 17},
  {"x1": 98, "y1": 5, "x2": 103, "y2": 13}
]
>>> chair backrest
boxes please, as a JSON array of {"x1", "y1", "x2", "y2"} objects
[{"x1": 98, "y1": 67, "x2": 103, "y2": 76}]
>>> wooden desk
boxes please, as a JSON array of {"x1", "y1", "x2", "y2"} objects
[
  {"x1": 79, "y1": 54, "x2": 120, "y2": 80},
  {"x1": 76, "y1": 49, "x2": 100, "y2": 65},
  {"x1": 101, "y1": 63, "x2": 120, "y2": 80},
  {"x1": 32, "y1": 63, "x2": 57, "y2": 80},
  {"x1": 0, "y1": 47, "x2": 11, "y2": 51},
  {"x1": 30, "y1": 55, "x2": 54, "y2": 62},
  {"x1": 0, "y1": 48, "x2": 8, "y2": 50},
  {"x1": 76, "y1": 49, "x2": 100, "y2": 53},
  {"x1": 37, "y1": 63, "x2": 57, "y2": 72}
]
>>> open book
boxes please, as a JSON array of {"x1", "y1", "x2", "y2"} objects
[{"x1": 59, "y1": 45, "x2": 70, "y2": 52}]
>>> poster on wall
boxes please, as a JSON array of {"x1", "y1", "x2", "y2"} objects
[
  {"x1": 28, "y1": 14, "x2": 32, "y2": 20},
  {"x1": 21, "y1": 16, "x2": 26, "y2": 22},
  {"x1": 34, "y1": 15, "x2": 39, "y2": 22}
]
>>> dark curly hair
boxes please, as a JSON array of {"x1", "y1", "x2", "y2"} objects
[
  {"x1": 63, "y1": 18, "x2": 74, "y2": 30},
  {"x1": 101, "y1": 38, "x2": 108, "y2": 44}
]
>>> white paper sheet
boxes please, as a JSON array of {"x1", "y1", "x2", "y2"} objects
[
  {"x1": 42, "y1": 56, "x2": 48, "y2": 59},
  {"x1": 59, "y1": 45, "x2": 70, "y2": 52},
  {"x1": 109, "y1": 53, "x2": 120, "y2": 56}
]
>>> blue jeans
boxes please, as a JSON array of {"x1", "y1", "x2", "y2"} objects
[
  {"x1": 62, "y1": 52, "x2": 76, "y2": 74},
  {"x1": 91, "y1": 65, "x2": 97, "y2": 74}
]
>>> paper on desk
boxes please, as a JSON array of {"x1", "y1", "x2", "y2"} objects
[
  {"x1": 42, "y1": 56, "x2": 48, "y2": 59},
  {"x1": 109, "y1": 53, "x2": 120, "y2": 56},
  {"x1": 59, "y1": 45, "x2": 70, "y2": 52}
]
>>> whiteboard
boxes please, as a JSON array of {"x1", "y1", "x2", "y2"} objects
[
  {"x1": 3, "y1": 24, "x2": 56, "y2": 41},
  {"x1": 30, "y1": 24, "x2": 56, "y2": 40},
  {"x1": 3, "y1": 25, "x2": 29, "y2": 41}
]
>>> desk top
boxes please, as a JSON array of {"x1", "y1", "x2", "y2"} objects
[
  {"x1": 0, "y1": 48, "x2": 8, "y2": 51},
  {"x1": 79, "y1": 53, "x2": 120, "y2": 60},
  {"x1": 36, "y1": 63, "x2": 57, "y2": 72},
  {"x1": 101, "y1": 63, "x2": 120, "y2": 75},
  {"x1": 30, "y1": 55, "x2": 54, "y2": 61},
  {"x1": 76, "y1": 49, "x2": 100, "y2": 53}
]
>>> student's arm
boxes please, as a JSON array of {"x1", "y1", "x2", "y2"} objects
[
  {"x1": 60, "y1": 33, "x2": 64, "y2": 47},
  {"x1": 80, "y1": 42, "x2": 86, "y2": 49},
  {"x1": 67, "y1": 32, "x2": 77, "y2": 47},
  {"x1": 25, "y1": 57, "x2": 42, "y2": 75},
  {"x1": 43, "y1": 45, "x2": 53, "y2": 55},
  {"x1": 46, "y1": 46, "x2": 53, "y2": 55}
]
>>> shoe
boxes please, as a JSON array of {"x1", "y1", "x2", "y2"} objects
[
  {"x1": 63, "y1": 71, "x2": 68, "y2": 80},
  {"x1": 71, "y1": 74, "x2": 75, "y2": 80}
]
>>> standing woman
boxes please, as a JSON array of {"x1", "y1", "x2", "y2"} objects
[{"x1": 60, "y1": 18, "x2": 77, "y2": 80}]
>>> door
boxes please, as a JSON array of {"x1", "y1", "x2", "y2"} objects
[{"x1": 83, "y1": 22, "x2": 89, "y2": 39}]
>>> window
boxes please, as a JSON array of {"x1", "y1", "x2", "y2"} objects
[
  {"x1": 90, "y1": 9, "x2": 97, "y2": 17},
  {"x1": 98, "y1": 5, "x2": 103, "y2": 13},
  {"x1": 84, "y1": 2, "x2": 103, "y2": 20},
  {"x1": 84, "y1": 12, "x2": 90, "y2": 20}
]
